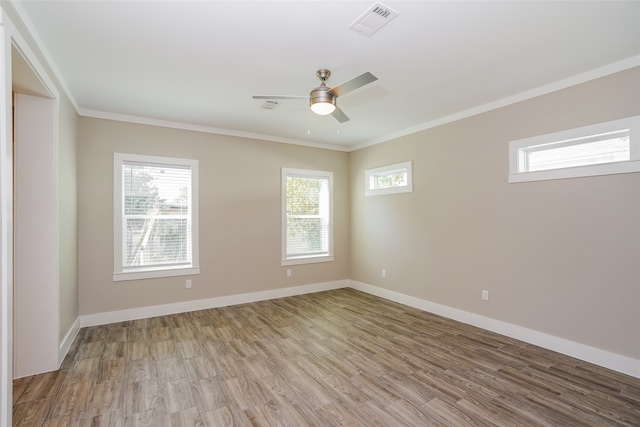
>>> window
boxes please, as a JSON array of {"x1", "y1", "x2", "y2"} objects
[
  {"x1": 282, "y1": 168, "x2": 333, "y2": 265},
  {"x1": 365, "y1": 161, "x2": 413, "y2": 196},
  {"x1": 114, "y1": 153, "x2": 199, "y2": 281},
  {"x1": 509, "y1": 116, "x2": 640, "y2": 183}
]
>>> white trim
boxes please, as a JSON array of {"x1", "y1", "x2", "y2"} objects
[
  {"x1": 349, "y1": 55, "x2": 640, "y2": 152},
  {"x1": 349, "y1": 280, "x2": 640, "y2": 379},
  {"x1": 80, "y1": 280, "x2": 348, "y2": 327},
  {"x1": 82, "y1": 109, "x2": 351, "y2": 153},
  {"x1": 509, "y1": 115, "x2": 640, "y2": 183},
  {"x1": 113, "y1": 267, "x2": 200, "y2": 282},
  {"x1": 58, "y1": 317, "x2": 80, "y2": 366},
  {"x1": 0, "y1": 10, "x2": 14, "y2": 426},
  {"x1": 508, "y1": 160, "x2": 640, "y2": 183},
  {"x1": 281, "y1": 255, "x2": 334, "y2": 267}
]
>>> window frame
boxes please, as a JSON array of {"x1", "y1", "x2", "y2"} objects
[
  {"x1": 113, "y1": 153, "x2": 200, "y2": 281},
  {"x1": 281, "y1": 167, "x2": 334, "y2": 266},
  {"x1": 508, "y1": 116, "x2": 640, "y2": 183},
  {"x1": 365, "y1": 161, "x2": 413, "y2": 196}
]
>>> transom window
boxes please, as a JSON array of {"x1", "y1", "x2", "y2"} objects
[
  {"x1": 509, "y1": 116, "x2": 639, "y2": 183},
  {"x1": 282, "y1": 168, "x2": 333, "y2": 265},
  {"x1": 365, "y1": 161, "x2": 413, "y2": 196},
  {"x1": 114, "y1": 153, "x2": 199, "y2": 281}
]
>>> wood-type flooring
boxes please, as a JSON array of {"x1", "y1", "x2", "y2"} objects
[{"x1": 12, "y1": 288, "x2": 640, "y2": 426}]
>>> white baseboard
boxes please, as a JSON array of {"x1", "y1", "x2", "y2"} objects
[
  {"x1": 80, "y1": 280, "x2": 348, "y2": 328},
  {"x1": 75, "y1": 278, "x2": 639, "y2": 379},
  {"x1": 349, "y1": 280, "x2": 640, "y2": 379},
  {"x1": 58, "y1": 316, "x2": 80, "y2": 367}
]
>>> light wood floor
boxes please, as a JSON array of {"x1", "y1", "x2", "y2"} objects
[{"x1": 12, "y1": 288, "x2": 640, "y2": 426}]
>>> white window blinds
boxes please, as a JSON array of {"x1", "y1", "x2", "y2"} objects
[
  {"x1": 121, "y1": 161, "x2": 192, "y2": 268},
  {"x1": 114, "y1": 153, "x2": 199, "y2": 281},
  {"x1": 282, "y1": 168, "x2": 333, "y2": 265}
]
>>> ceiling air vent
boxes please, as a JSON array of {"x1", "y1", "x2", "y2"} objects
[
  {"x1": 349, "y1": 2, "x2": 399, "y2": 37},
  {"x1": 261, "y1": 100, "x2": 280, "y2": 109}
]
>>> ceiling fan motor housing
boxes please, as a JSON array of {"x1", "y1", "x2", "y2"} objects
[
  {"x1": 310, "y1": 69, "x2": 336, "y2": 113},
  {"x1": 310, "y1": 85, "x2": 336, "y2": 108}
]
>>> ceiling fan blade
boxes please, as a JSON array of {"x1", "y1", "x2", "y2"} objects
[
  {"x1": 329, "y1": 72, "x2": 377, "y2": 97},
  {"x1": 331, "y1": 107, "x2": 350, "y2": 123},
  {"x1": 252, "y1": 95, "x2": 307, "y2": 100}
]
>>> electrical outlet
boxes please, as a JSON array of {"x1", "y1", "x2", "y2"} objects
[
  {"x1": 186, "y1": 279, "x2": 192, "y2": 289},
  {"x1": 482, "y1": 289, "x2": 489, "y2": 301},
  {"x1": 287, "y1": 269, "x2": 292, "y2": 277},
  {"x1": 381, "y1": 269, "x2": 386, "y2": 278}
]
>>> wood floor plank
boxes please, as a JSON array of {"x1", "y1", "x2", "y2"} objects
[
  {"x1": 351, "y1": 400, "x2": 403, "y2": 426},
  {"x1": 125, "y1": 357, "x2": 157, "y2": 384},
  {"x1": 12, "y1": 376, "x2": 32, "y2": 406},
  {"x1": 42, "y1": 411, "x2": 86, "y2": 427},
  {"x1": 166, "y1": 406, "x2": 204, "y2": 427},
  {"x1": 316, "y1": 373, "x2": 370, "y2": 406},
  {"x1": 124, "y1": 405, "x2": 168, "y2": 427},
  {"x1": 182, "y1": 356, "x2": 217, "y2": 383},
  {"x1": 162, "y1": 378, "x2": 195, "y2": 415},
  {"x1": 347, "y1": 372, "x2": 401, "y2": 406},
  {"x1": 16, "y1": 370, "x2": 66, "y2": 403},
  {"x1": 385, "y1": 398, "x2": 448, "y2": 426},
  {"x1": 313, "y1": 402, "x2": 367, "y2": 426},
  {"x1": 200, "y1": 405, "x2": 242, "y2": 427},
  {"x1": 455, "y1": 392, "x2": 529, "y2": 427},
  {"x1": 87, "y1": 380, "x2": 125, "y2": 419},
  {"x1": 422, "y1": 397, "x2": 483, "y2": 427},
  {"x1": 48, "y1": 379, "x2": 93, "y2": 419},
  {"x1": 223, "y1": 375, "x2": 269, "y2": 411},
  {"x1": 191, "y1": 376, "x2": 231, "y2": 413},
  {"x1": 243, "y1": 400, "x2": 310, "y2": 427},
  {"x1": 558, "y1": 389, "x2": 640, "y2": 426},
  {"x1": 64, "y1": 357, "x2": 100, "y2": 385},
  {"x1": 88, "y1": 408, "x2": 125, "y2": 427},
  {"x1": 124, "y1": 378, "x2": 164, "y2": 415},
  {"x1": 12, "y1": 397, "x2": 52, "y2": 427},
  {"x1": 13, "y1": 288, "x2": 640, "y2": 427}
]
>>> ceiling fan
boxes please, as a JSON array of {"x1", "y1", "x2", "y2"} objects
[{"x1": 253, "y1": 69, "x2": 378, "y2": 123}]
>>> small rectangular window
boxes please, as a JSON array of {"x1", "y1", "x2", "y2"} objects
[
  {"x1": 282, "y1": 168, "x2": 333, "y2": 266},
  {"x1": 114, "y1": 153, "x2": 199, "y2": 281},
  {"x1": 522, "y1": 130, "x2": 630, "y2": 172},
  {"x1": 365, "y1": 161, "x2": 413, "y2": 196},
  {"x1": 509, "y1": 116, "x2": 640, "y2": 183}
]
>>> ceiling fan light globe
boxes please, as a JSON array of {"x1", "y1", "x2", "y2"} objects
[
  {"x1": 311, "y1": 101, "x2": 336, "y2": 115},
  {"x1": 310, "y1": 87, "x2": 336, "y2": 116}
]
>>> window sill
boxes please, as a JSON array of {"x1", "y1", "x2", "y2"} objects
[
  {"x1": 365, "y1": 185, "x2": 413, "y2": 196},
  {"x1": 113, "y1": 266, "x2": 200, "y2": 282},
  {"x1": 508, "y1": 160, "x2": 640, "y2": 183},
  {"x1": 281, "y1": 255, "x2": 334, "y2": 266}
]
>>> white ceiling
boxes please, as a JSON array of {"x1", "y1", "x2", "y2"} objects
[{"x1": 12, "y1": 1, "x2": 640, "y2": 151}]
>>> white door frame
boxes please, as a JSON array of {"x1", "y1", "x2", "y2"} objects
[
  {"x1": 0, "y1": 9, "x2": 14, "y2": 426},
  {"x1": 0, "y1": 7, "x2": 60, "y2": 425}
]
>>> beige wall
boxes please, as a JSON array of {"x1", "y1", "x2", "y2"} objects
[
  {"x1": 58, "y1": 93, "x2": 78, "y2": 342},
  {"x1": 77, "y1": 118, "x2": 350, "y2": 315},
  {"x1": 350, "y1": 67, "x2": 640, "y2": 359}
]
